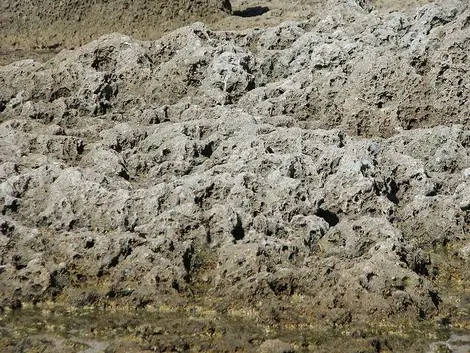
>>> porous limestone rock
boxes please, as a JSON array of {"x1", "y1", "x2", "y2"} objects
[{"x1": 0, "y1": 0, "x2": 469, "y2": 326}]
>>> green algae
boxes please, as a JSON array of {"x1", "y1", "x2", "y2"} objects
[{"x1": 0, "y1": 305, "x2": 466, "y2": 352}]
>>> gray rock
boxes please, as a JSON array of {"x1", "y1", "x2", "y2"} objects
[
  {"x1": 258, "y1": 339, "x2": 295, "y2": 353},
  {"x1": 0, "y1": 0, "x2": 469, "y2": 325}
]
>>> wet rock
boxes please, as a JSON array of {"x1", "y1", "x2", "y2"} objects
[{"x1": 258, "y1": 339, "x2": 295, "y2": 353}]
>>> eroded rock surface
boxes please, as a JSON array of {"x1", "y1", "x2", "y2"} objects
[{"x1": 1, "y1": 0, "x2": 470, "y2": 327}]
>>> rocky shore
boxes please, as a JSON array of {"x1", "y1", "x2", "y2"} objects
[
  {"x1": 0, "y1": 0, "x2": 232, "y2": 50},
  {"x1": 1, "y1": 0, "x2": 470, "y2": 351}
]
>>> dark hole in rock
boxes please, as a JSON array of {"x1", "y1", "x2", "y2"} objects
[
  {"x1": 99, "y1": 84, "x2": 116, "y2": 101},
  {"x1": 12, "y1": 255, "x2": 27, "y2": 270},
  {"x1": 194, "y1": 195, "x2": 203, "y2": 207},
  {"x1": 437, "y1": 317, "x2": 451, "y2": 326},
  {"x1": 232, "y1": 215, "x2": 245, "y2": 241},
  {"x1": 429, "y1": 290, "x2": 441, "y2": 309},
  {"x1": 315, "y1": 208, "x2": 339, "y2": 227},
  {"x1": 172, "y1": 279, "x2": 180, "y2": 292},
  {"x1": 14, "y1": 263, "x2": 27, "y2": 270},
  {"x1": 419, "y1": 308, "x2": 426, "y2": 319},
  {"x1": 49, "y1": 271, "x2": 66, "y2": 292},
  {"x1": 413, "y1": 260, "x2": 429, "y2": 276},
  {"x1": 2, "y1": 198, "x2": 19, "y2": 214},
  {"x1": 118, "y1": 169, "x2": 130, "y2": 181},
  {"x1": 370, "y1": 339, "x2": 381, "y2": 353},
  {"x1": 425, "y1": 183, "x2": 441, "y2": 197},
  {"x1": 76, "y1": 141, "x2": 85, "y2": 154},
  {"x1": 430, "y1": 16, "x2": 450, "y2": 29},
  {"x1": 31, "y1": 112, "x2": 54, "y2": 123},
  {"x1": 246, "y1": 80, "x2": 256, "y2": 91},
  {"x1": 268, "y1": 280, "x2": 295, "y2": 296},
  {"x1": 183, "y1": 247, "x2": 194, "y2": 274},
  {"x1": 400, "y1": 250, "x2": 430, "y2": 276},
  {"x1": 385, "y1": 178, "x2": 399, "y2": 204},
  {"x1": 0, "y1": 100, "x2": 6, "y2": 113},
  {"x1": 91, "y1": 52, "x2": 117, "y2": 72},
  {"x1": 107, "y1": 288, "x2": 134, "y2": 299},
  {"x1": 206, "y1": 228, "x2": 212, "y2": 244},
  {"x1": 0, "y1": 220, "x2": 14, "y2": 235},
  {"x1": 288, "y1": 164, "x2": 296, "y2": 178},
  {"x1": 233, "y1": 6, "x2": 269, "y2": 17},
  {"x1": 106, "y1": 288, "x2": 117, "y2": 298},
  {"x1": 49, "y1": 87, "x2": 71, "y2": 102},
  {"x1": 46, "y1": 42, "x2": 62, "y2": 50},
  {"x1": 111, "y1": 142, "x2": 122, "y2": 153},
  {"x1": 85, "y1": 238, "x2": 95, "y2": 249},
  {"x1": 201, "y1": 142, "x2": 213, "y2": 157},
  {"x1": 107, "y1": 254, "x2": 121, "y2": 269},
  {"x1": 10, "y1": 298, "x2": 22, "y2": 310}
]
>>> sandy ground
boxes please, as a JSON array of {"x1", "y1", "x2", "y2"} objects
[
  {"x1": 219, "y1": 0, "x2": 434, "y2": 29},
  {"x1": 0, "y1": 0, "x2": 432, "y2": 66}
]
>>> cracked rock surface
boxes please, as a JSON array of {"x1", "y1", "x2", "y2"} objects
[{"x1": 1, "y1": 0, "x2": 470, "y2": 327}]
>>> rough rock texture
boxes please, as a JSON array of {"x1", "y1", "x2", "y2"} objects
[
  {"x1": 0, "y1": 0, "x2": 431, "y2": 66},
  {"x1": 0, "y1": 0, "x2": 232, "y2": 50},
  {"x1": 1, "y1": 0, "x2": 470, "y2": 327}
]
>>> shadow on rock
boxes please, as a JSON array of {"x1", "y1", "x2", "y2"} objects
[{"x1": 234, "y1": 6, "x2": 269, "y2": 17}]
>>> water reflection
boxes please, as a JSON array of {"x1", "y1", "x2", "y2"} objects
[{"x1": 428, "y1": 332, "x2": 470, "y2": 353}]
